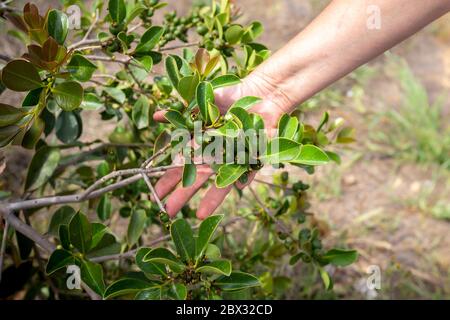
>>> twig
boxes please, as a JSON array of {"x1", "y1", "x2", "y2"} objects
[
  {"x1": 159, "y1": 42, "x2": 199, "y2": 52},
  {"x1": 84, "y1": 55, "x2": 138, "y2": 67},
  {"x1": 68, "y1": 10, "x2": 100, "y2": 50},
  {"x1": 0, "y1": 219, "x2": 8, "y2": 283},
  {"x1": 254, "y1": 178, "x2": 294, "y2": 191},
  {"x1": 142, "y1": 173, "x2": 166, "y2": 213},
  {"x1": 248, "y1": 186, "x2": 290, "y2": 234},
  {"x1": 128, "y1": 22, "x2": 143, "y2": 33},
  {"x1": 75, "y1": 45, "x2": 103, "y2": 52}
]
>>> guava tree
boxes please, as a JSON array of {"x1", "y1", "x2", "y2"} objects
[{"x1": 0, "y1": 0, "x2": 357, "y2": 300}]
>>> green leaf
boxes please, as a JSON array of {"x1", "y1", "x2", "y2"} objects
[
  {"x1": 207, "y1": 102, "x2": 220, "y2": 126},
  {"x1": 278, "y1": 116, "x2": 299, "y2": 139},
  {"x1": 132, "y1": 96, "x2": 150, "y2": 130},
  {"x1": 178, "y1": 74, "x2": 200, "y2": 102},
  {"x1": 87, "y1": 234, "x2": 121, "y2": 258},
  {"x1": 317, "y1": 111, "x2": 329, "y2": 132},
  {"x1": 90, "y1": 223, "x2": 108, "y2": 249},
  {"x1": 170, "y1": 283, "x2": 187, "y2": 300},
  {"x1": 53, "y1": 81, "x2": 84, "y2": 111},
  {"x1": 135, "y1": 26, "x2": 164, "y2": 53},
  {"x1": 170, "y1": 219, "x2": 196, "y2": 263},
  {"x1": 46, "y1": 249, "x2": 74, "y2": 275},
  {"x1": 67, "y1": 55, "x2": 97, "y2": 82},
  {"x1": 182, "y1": 163, "x2": 196, "y2": 188},
  {"x1": 337, "y1": 127, "x2": 356, "y2": 143},
  {"x1": 80, "y1": 260, "x2": 105, "y2": 296},
  {"x1": 22, "y1": 117, "x2": 44, "y2": 149},
  {"x1": 225, "y1": 25, "x2": 244, "y2": 45},
  {"x1": 208, "y1": 120, "x2": 239, "y2": 138},
  {"x1": 135, "y1": 248, "x2": 167, "y2": 276},
  {"x1": 103, "y1": 87, "x2": 126, "y2": 104},
  {"x1": 68, "y1": 212, "x2": 92, "y2": 254},
  {"x1": 320, "y1": 249, "x2": 358, "y2": 267},
  {"x1": 319, "y1": 266, "x2": 333, "y2": 290},
  {"x1": 47, "y1": 10, "x2": 69, "y2": 45},
  {"x1": 1, "y1": 59, "x2": 43, "y2": 92},
  {"x1": 165, "y1": 55, "x2": 181, "y2": 88},
  {"x1": 196, "y1": 259, "x2": 231, "y2": 276},
  {"x1": 108, "y1": 0, "x2": 127, "y2": 23},
  {"x1": 55, "y1": 111, "x2": 82, "y2": 144},
  {"x1": 104, "y1": 277, "x2": 152, "y2": 299},
  {"x1": 135, "y1": 287, "x2": 162, "y2": 300},
  {"x1": 164, "y1": 110, "x2": 186, "y2": 129},
  {"x1": 196, "y1": 215, "x2": 224, "y2": 260},
  {"x1": 230, "y1": 96, "x2": 261, "y2": 110},
  {"x1": 205, "y1": 243, "x2": 221, "y2": 260},
  {"x1": 127, "y1": 209, "x2": 147, "y2": 246},
  {"x1": 326, "y1": 151, "x2": 341, "y2": 164},
  {"x1": 143, "y1": 247, "x2": 184, "y2": 272},
  {"x1": 261, "y1": 138, "x2": 302, "y2": 164},
  {"x1": 228, "y1": 107, "x2": 252, "y2": 130},
  {"x1": 81, "y1": 93, "x2": 103, "y2": 110},
  {"x1": 25, "y1": 146, "x2": 61, "y2": 191},
  {"x1": 289, "y1": 144, "x2": 329, "y2": 166},
  {"x1": 59, "y1": 225, "x2": 71, "y2": 250},
  {"x1": 215, "y1": 271, "x2": 260, "y2": 291},
  {"x1": 211, "y1": 74, "x2": 241, "y2": 89},
  {"x1": 196, "y1": 81, "x2": 214, "y2": 122},
  {"x1": 0, "y1": 103, "x2": 27, "y2": 127},
  {"x1": 125, "y1": 3, "x2": 146, "y2": 25},
  {"x1": 48, "y1": 205, "x2": 76, "y2": 236},
  {"x1": 215, "y1": 164, "x2": 247, "y2": 188},
  {"x1": 97, "y1": 194, "x2": 112, "y2": 221}
]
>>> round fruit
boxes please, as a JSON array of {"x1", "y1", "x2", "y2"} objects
[
  {"x1": 109, "y1": 22, "x2": 126, "y2": 36},
  {"x1": 281, "y1": 171, "x2": 289, "y2": 181},
  {"x1": 170, "y1": 101, "x2": 184, "y2": 112},
  {"x1": 196, "y1": 25, "x2": 208, "y2": 36},
  {"x1": 149, "y1": 0, "x2": 159, "y2": 6}
]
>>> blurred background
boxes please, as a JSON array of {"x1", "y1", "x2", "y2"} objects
[{"x1": 1, "y1": 0, "x2": 449, "y2": 299}]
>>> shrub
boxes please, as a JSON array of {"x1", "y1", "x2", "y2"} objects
[{"x1": 0, "y1": 0, "x2": 357, "y2": 300}]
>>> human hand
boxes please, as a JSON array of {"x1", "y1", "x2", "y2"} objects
[{"x1": 152, "y1": 76, "x2": 285, "y2": 219}]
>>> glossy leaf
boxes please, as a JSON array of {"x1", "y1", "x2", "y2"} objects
[
  {"x1": 135, "y1": 248, "x2": 167, "y2": 276},
  {"x1": 196, "y1": 259, "x2": 231, "y2": 276},
  {"x1": 211, "y1": 74, "x2": 241, "y2": 89},
  {"x1": 53, "y1": 81, "x2": 83, "y2": 111},
  {"x1": 68, "y1": 212, "x2": 92, "y2": 254},
  {"x1": 104, "y1": 277, "x2": 152, "y2": 299},
  {"x1": 164, "y1": 110, "x2": 186, "y2": 129},
  {"x1": 55, "y1": 111, "x2": 82, "y2": 144},
  {"x1": 261, "y1": 138, "x2": 301, "y2": 164},
  {"x1": 103, "y1": 87, "x2": 126, "y2": 104},
  {"x1": 196, "y1": 215, "x2": 224, "y2": 260},
  {"x1": 165, "y1": 55, "x2": 181, "y2": 88},
  {"x1": 215, "y1": 164, "x2": 247, "y2": 188},
  {"x1": 135, "y1": 26, "x2": 164, "y2": 53},
  {"x1": 215, "y1": 271, "x2": 260, "y2": 291},
  {"x1": 225, "y1": 25, "x2": 244, "y2": 44},
  {"x1": 22, "y1": 117, "x2": 44, "y2": 149},
  {"x1": 25, "y1": 146, "x2": 61, "y2": 191},
  {"x1": 230, "y1": 96, "x2": 261, "y2": 110},
  {"x1": 143, "y1": 247, "x2": 184, "y2": 272},
  {"x1": 289, "y1": 144, "x2": 329, "y2": 166},
  {"x1": 80, "y1": 260, "x2": 105, "y2": 296},
  {"x1": 0, "y1": 104, "x2": 27, "y2": 127},
  {"x1": 170, "y1": 283, "x2": 187, "y2": 300},
  {"x1": 132, "y1": 96, "x2": 150, "y2": 130},
  {"x1": 196, "y1": 81, "x2": 214, "y2": 122},
  {"x1": 127, "y1": 209, "x2": 147, "y2": 246},
  {"x1": 108, "y1": 0, "x2": 127, "y2": 23},
  {"x1": 178, "y1": 74, "x2": 200, "y2": 102},
  {"x1": 67, "y1": 54, "x2": 97, "y2": 82},
  {"x1": 208, "y1": 120, "x2": 239, "y2": 138},
  {"x1": 319, "y1": 267, "x2": 333, "y2": 290},
  {"x1": 182, "y1": 163, "x2": 196, "y2": 188},
  {"x1": 47, "y1": 10, "x2": 69, "y2": 44},
  {"x1": 170, "y1": 219, "x2": 196, "y2": 263},
  {"x1": 48, "y1": 205, "x2": 76, "y2": 236},
  {"x1": 97, "y1": 194, "x2": 112, "y2": 221},
  {"x1": 320, "y1": 249, "x2": 358, "y2": 267},
  {"x1": 1, "y1": 59, "x2": 43, "y2": 92},
  {"x1": 45, "y1": 249, "x2": 73, "y2": 275},
  {"x1": 228, "y1": 107, "x2": 252, "y2": 131}
]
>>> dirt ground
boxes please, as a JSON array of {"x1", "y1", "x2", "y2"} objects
[{"x1": 1, "y1": 0, "x2": 449, "y2": 299}]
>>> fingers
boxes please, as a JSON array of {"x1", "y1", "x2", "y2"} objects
[
  {"x1": 152, "y1": 168, "x2": 182, "y2": 201},
  {"x1": 165, "y1": 166, "x2": 213, "y2": 217},
  {"x1": 196, "y1": 185, "x2": 232, "y2": 219},
  {"x1": 196, "y1": 171, "x2": 256, "y2": 219},
  {"x1": 153, "y1": 110, "x2": 168, "y2": 123}
]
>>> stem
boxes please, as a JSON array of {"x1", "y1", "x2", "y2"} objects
[
  {"x1": 0, "y1": 219, "x2": 9, "y2": 283},
  {"x1": 159, "y1": 42, "x2": 199, "y2": 52}
]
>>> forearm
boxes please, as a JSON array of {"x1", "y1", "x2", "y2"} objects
[{"x1": 244, "y1": 0, "x2": 450, "y2": 113}]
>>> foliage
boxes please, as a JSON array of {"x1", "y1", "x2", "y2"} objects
[{"x1": 0, "y1": 0, "x2": 356, "y2": 300}]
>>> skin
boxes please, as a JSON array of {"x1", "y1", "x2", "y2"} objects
[{"x1": 153, "y1": 0, "x2": 450, "y2": 219}]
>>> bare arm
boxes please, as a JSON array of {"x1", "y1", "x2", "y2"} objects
[{"x1": 234, "y1": 0, "x2": 450, "y2": 115}]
